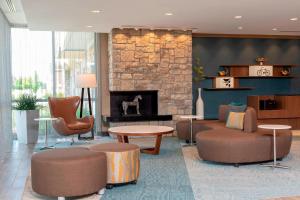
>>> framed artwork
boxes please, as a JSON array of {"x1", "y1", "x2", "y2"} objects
[
  {"x1": 249, "y1": 65, "x2": 273, "y2": 76},
  {"x1": 215, "y1": 77, "x2": 234, "y2": 88}
]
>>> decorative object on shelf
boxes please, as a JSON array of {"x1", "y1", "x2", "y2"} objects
[
  {"x1": 281, "y1": 68, "x2": 290, "y2": 76},
  {"x1": 13, "y1": 94, "x2": 40, "y2": 144},
  {"x1": 196, "y1": 88, "x2": 204, "y2": 118},
  {"x1": 218, "y1": 67, "x2": 229, "y2": 76},
  {"x1": 192, "y1": 57, "x2": 205, "y2": 83},
  {"x1": 256, "y1": 57, "x2": 267, "y2": 65},
  {"x1": 122, "y1": 95, "x2": 142, "y2": 116},
  {"x1": 76, "y1": 73, "x2": 97, "y2": 140},
  {"x1": 215, "y1": 77, "x2": 234, "y2": 88},
  {"x1": 249, "y1": 65, "x2": 273, "y2": 76}
]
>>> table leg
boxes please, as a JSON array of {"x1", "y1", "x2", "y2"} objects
[
  {"x1": 141, "y1": 134, "x2": 162, "y2": 155},
  {"x1": 260, "y1": 129, "x2": 289, "y2": 169},
  {"x1": 123, "y1": 136, "x2": 129, "y2": 143},
  {"x1": 190, "y1": 118, "x2": 193, "y2": 145},
  {"x1": 40, "y1": 120, "x2": 55, "y2": 150},
  {"x1": 117, "y1": 135, "x2": 129, "y2": 143},
  {"x1": 117, "y1": 135, "x2": 123, "y2": 143},
  {"x1": 273, "y1": 129, "x2": 277, "y2": 166}
]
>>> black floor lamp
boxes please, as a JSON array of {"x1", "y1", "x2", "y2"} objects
[{"x1": 76, "y1": 73, "x2": 97, "y2": 140}]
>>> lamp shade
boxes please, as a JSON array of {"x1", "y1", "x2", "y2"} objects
[{"x1": 76, "y1": 73, "x2": 97, "y2": 88}]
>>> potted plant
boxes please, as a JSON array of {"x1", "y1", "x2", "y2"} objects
[
  {"x1": 14, "y1": 94, "x2": 40, "y2": 144},
  {"x1": 193, "y1": 58, "x2": 205, "y2": 118}
]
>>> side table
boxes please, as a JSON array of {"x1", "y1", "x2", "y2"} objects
[
  {"x1": 180, "y1": 115, "x2": 204, "y2": 146},
  {"x1": 258, "y1": 124, "x2": 291, "y2": 169},
  {"x1": 34, "y1": 118, "x2": 58, "y2": 150}
]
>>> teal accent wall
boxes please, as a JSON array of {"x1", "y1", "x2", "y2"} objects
[{"x1": 192, "y1": 37, "x2": 300, "y2": 119}]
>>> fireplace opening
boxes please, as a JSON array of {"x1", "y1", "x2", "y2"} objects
[{"x1": 103, "y1": 90, "x2": 172, "y2": 122}]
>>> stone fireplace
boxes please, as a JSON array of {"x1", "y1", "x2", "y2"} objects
[{"x1": 107, "y1": 28, "x2": 192, "y2": 130}]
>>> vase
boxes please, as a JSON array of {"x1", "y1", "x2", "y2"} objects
[{"x1": 196, "y1": 88, "x2": 204, "y2": 119}]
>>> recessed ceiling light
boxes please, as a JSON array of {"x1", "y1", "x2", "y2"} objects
[
  {"x1": 234, "y1": 15, "x2": 242, "y2": 19},
  {"x1": 86, "y1": 25, "x2": 93, "y2": 28},
  {"x1": 290, "y1": 17, "x2": 298, "y2": 21},
  {"x1": 272, "y1": 28, "x2": 278, "y2": 31},
  {"x1": 238, "y1": 26, "x2": 243, "y2": 30},
  {"x1": 91, "y1": 10, "x2": 103, "y2": 13},
  {"x1": 165, "y1": 12, "x2": 173, "y2": 16}
]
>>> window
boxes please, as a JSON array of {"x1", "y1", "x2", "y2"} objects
[
  {"x1": 11, "y1": 28, "x2": 96, "y2": 134},
  {"x1": 11, "y1": 29, "x2": 53, "y2": 99},
  {"x1": 54, "y1": 32, "x2": 96, "y2": 97}
]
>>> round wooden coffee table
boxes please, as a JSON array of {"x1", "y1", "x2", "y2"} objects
[{"x1": 108, "y1": 125, "x2": 174, "y2": 155}]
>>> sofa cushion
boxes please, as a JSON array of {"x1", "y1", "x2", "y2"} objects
[
  {"x1": 67, "y1": 121, "x2": 91, "y2": 130},
  {"x1": 219, "y1": 104, "x2": 247, "y2": 122},
  {"x1": 219, "y1": 105, "x2": 230, "y2": 122},
  {"x1": 243, "y1": 107, "x2": 257, "y2": 133},
  {"x1": 226, "y1": 112, "x2": 245, "y2": 130}
]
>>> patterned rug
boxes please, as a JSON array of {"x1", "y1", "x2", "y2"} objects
[
  {"x1": 182, "y1": 140, "x2": 300, "y2": 200},
  {"x1": 22, "y1": 137, "x2": 195, "y2": 200}
]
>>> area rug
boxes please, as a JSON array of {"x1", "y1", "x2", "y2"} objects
[
  {"x1": 182, "y1": 140, "x2": 300, "y2": 200},
  {"x1": 22, "y1": 137, "x2": 195, "y2": 200}
]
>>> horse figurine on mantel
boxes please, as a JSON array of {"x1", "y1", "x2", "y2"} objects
[{"x1": 122, "y1": 95, "x2": 142, "y2": 116}]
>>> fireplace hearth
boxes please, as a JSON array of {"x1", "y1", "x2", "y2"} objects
[{"x1": 103, "y1": 90, "x2": 172, "y2": 122}]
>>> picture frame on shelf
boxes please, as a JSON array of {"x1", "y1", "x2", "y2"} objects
[
  {"x1": 249, "y1": 65, "x2": 273, "y2": 77},
  {"x1": 214, "y1": 77, "x2": 234, "y2": 88}
]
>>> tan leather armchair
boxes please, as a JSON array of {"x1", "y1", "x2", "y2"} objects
[{"x1": 48, "y1": 96, "x2": 94, "y2": 138}]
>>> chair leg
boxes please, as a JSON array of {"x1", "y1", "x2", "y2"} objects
[
  {"x1": 70, "y1": 137, "x2": 75, "y2": 145},
  {"x1": 78, "y1": 129, "x2": 94, "y2": 141}
]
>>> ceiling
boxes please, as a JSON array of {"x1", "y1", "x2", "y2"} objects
[
  {"x1": 0, "y1": 0, "x2": 26, "y2": 25},
  {"x1": 5, "y1": 0, "x2": 300, "y2": 35}
]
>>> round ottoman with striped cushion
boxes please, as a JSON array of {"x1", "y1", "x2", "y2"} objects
[{"x1": 89, "y1": 143, "x2": 140, "y2": 187}]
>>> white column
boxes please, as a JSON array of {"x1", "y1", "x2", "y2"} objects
[{"x1": 0, "y1": 10, "x2": 13, "y2": 150}]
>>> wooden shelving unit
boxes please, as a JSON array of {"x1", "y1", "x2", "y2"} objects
[
  {"x1": 203, "y1": 87, "x2": 253, "y2": 91},
  {"x1": 219, "y1": 64, "x2": 295, "y2": 77},
  {"x1": 205, "y1": 76, "x2": 295, "y2": 79},
  {"x1": 204, "y1": 64, "x2": 297, "y2": 91}
]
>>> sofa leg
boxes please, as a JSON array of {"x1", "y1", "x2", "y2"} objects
[
  {"x1": 58, "y1": 197, "x2": 65, "y2": 200},
  {"x1": 234, "y1": 163, "x2": 239, "y2": 168},
  {"x1": 98, "y1": 188, "x2": 106, "y2": 195}
]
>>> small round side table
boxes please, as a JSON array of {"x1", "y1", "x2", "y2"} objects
[
  {"x1": 258, "y1": 124, "x2": 291, "y2": 169},
  {"x1": 34, "y1": 118, "x2": 57, "y2": 150},
  {"x1": 180, "y1": 115, "x2": 204, "y2": 146}
]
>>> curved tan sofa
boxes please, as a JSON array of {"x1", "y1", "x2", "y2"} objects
[{"x1": 195, "y1": 105, "x2": 292, "y2": 165}]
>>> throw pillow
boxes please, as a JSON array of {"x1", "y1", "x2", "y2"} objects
[
  {"x1": 226, "y1": 112, "x2": 245, "y2": 130},
  {"x1": 229, "y1": 102, "x2": 244, "y2": 106},
  {"x1": 225, "y1": 104, "x2": 247, "y2": 120}
]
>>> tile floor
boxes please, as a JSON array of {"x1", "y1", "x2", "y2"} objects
[{"x1": 0, "y1": 140, "x2": 34, "y2": 200}]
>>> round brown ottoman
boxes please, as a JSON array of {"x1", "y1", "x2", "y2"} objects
[
  {"x1": 31, "y1": 147, "x2": 107, "y2": 198},
  {"x1": 89, "y1": 143, "x2": 140, "y2": 187}
]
